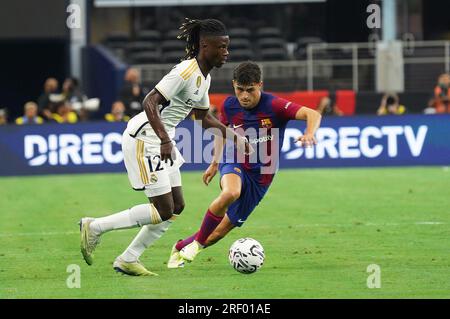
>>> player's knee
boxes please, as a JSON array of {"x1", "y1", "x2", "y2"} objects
[
  {"x1": 153, "y1": 200, "x2": 174, "y2": 221},
  {"x1": 173, "y1": 201, "x2": 185, "y2": 215},
  {"x1": 159, "y1": 209, "x2": 174, "y2": 221},
  {"x1": 221, "y1": 189, "x2": 240, "y2": 204}
]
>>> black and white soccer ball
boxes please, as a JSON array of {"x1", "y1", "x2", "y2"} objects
[{"x1": 228, "y1": 238, "x2": 265, "y2": 274}]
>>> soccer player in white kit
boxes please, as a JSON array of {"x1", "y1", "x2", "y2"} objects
[{"x1": 79, "y1": 18, "x2": 249, "y2": 276}]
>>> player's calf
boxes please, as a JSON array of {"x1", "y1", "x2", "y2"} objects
[
  {"x1": 171, "y1": 186, "x2": 185, "y2": 216},
  {"x1": 204, "y1": 216, "x2": 235, "y2": 247}
]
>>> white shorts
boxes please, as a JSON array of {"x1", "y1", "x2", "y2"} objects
[{"x1": 122, "y1": 132, "x2": 185, "y2": 197}]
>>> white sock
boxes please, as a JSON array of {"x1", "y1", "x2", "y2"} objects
[
  {"x1": 120, "y1": 218, "x2": 175, "y2": 262},
  {"x1": 90, "y1": 204, "x2": 162, "y2": 234}
]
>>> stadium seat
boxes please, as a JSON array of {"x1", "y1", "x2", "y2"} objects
[
  {"x1": 256, "y1": 27, "x2": 282, "y2": 38},
  {"x1": 125, "y1": 42, "x2": 158, "y2": 55},
  {"x1": 260, "y1": 48, "x2": 289, "y2": 61},
  {"x1": 104, "y1": 31, "x2": 130, "y2": 43},
  {"x1": 228, "y1": 28, "x2": 252, "y2": 39},
  {"x1": 257, "y1": 37, "x2": 286, "y2": 50},
  {"x1": 136, "y1": 30, "x2": 162, "y2": 42},
  {"x1": 127, "y1": 51, "x2": 162, "y2": 64},
  {"x1": 163, "y1": 51, "x2": 185, "y2": 63},
  {"x1": 229, "y1": 49, "x2": 254, "y2": 62},
  {"x1": 103, "y1": 32, "x2": 130, "y2": 49},
  {"x1": 161, "y1": 40, "x2": 186, "y2": 53},
  {"x1": 165, "y1": 29, "x2": 181, "y2": 40},
  {"x1": 229, "y1": 38, "x2": 252, "y2": 51},
  {"x1": 295, "y1": 36, "x2": 324, "y2": 60}
]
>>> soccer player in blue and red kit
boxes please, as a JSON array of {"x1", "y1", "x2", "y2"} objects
[{"x1": 168, "y1": 61, "x2": 322, "y2": 266}]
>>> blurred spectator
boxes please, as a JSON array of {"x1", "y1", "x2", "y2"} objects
[
  {"x1": 15, "y1": 102, "x2": 44, "y2": 125},
  {"x1": 428, "y1": 73, "x2": 450, "y2": 114},
  {"x1": 0, "y1": 108, "x2": 8, "y2": 125},
  {"x1": 61, "y1": 77, "x2": 94, "y2": 121},
  {"x1": 52, "y1": 101, "x2": 78, "y2": 123},
  {"x1": 76, "y1": 108, "x2": 90, "y2": 122},
  {"x1": 119, "y1": 68, "x2": 148, "y2": 117},
  {"x1": 105, "y1": 101, "x2": 130, "y2": 122},
  {"x1": 37, "y1": 77, "x2": 59, "y2": 114},
  {"x1": 377, "y1": 93, "x2": 406, "y2": 115},
  {"x1": 317, "y1": 94, "x2": 344, "y2": 116},
  {"x1": 62, "y1": 77, "x2": 87, "y2": 105}
]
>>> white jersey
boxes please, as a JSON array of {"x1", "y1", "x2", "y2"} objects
[{"x1": 126, "y1": 58, "x2": 211, "y2": 145}]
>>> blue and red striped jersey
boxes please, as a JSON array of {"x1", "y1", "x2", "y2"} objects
[{"x1": 220, "y1": 91, "x2": 303, "y2": 186}]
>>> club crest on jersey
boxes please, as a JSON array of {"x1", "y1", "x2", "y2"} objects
[
  {"x1": 196, "y1": 75, "x2": 202, "y2": 88},
  {"x1": 260, "y1": 118, "x2": 273, "y2": 128},
  {"x1": 150, "y1": 173, "x2": 158, "y2": 184}
]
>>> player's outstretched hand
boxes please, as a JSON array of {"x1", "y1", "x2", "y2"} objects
[
  {"x1": 297, "y1": 133, "x2": 317, "y2": 148},
  {"x1": 203, "y1": 163, "x2": 219, "y2": 186},
  {"x1": 160, "y1": 142, "x2": 174, "y2": 163}
]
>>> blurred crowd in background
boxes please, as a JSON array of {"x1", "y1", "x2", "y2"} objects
[
  {"x1": 0, "y1": 68, "x2": 147, "y2": 125},
  {"x1": 0, "y1": 69, "x2": 449, "y2": 126}
]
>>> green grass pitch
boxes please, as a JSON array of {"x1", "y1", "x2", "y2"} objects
[{"x1": 0, "y1": 167, "x2": 449, "y2": 298}]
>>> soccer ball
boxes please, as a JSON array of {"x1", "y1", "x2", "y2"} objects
[{"x1": 228, "y1": 238, "x2": 265, "y2": 274}]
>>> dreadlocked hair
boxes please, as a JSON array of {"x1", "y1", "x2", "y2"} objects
[{"x1": 177, "y1": 18, "x2": 227, "y2": 60}]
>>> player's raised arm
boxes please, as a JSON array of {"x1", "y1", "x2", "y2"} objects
[
  {"x1": 142, "y1": 89, "x2": 173, "y2": 162},
  {"x1": 271, "y1": 95, "x2": 322, "y2": 148},
  {"x1": 294, "y1": 106, "x2": 322, "y2": 147}
]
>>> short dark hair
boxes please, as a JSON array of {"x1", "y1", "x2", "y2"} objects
[
  {"x1": 233, "y1": 61, "x2": 262, "y2": 85},
  {"x1": 177, "y1": 18, "x2": 227, "y2": 60}
]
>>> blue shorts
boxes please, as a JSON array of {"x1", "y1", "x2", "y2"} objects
[{"x1": 219, "y1": 163, "x2": 269, "y2": 227}]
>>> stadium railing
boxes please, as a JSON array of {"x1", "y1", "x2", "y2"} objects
[
  {"x1": 306, "y1": 40, "x2": 450, "y2": 92},
  {"x1": 133, "y1": 40, "x2": 450, "y2": 94}
]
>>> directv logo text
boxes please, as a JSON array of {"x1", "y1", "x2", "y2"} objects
[
  {"x1": 22, "y1": 125, "x2": 429, "y2": 167},
  {"x1": 24, "y1": 133, "x2": 123, "y2": 166},
  {"x1": 282, "y1": 125, "x2": 428, "y2": 159}
]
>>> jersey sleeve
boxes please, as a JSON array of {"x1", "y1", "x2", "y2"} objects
[
  {"x1": 154, "y1": 68, "x2": 186, "y2": 102},
  {"x1": 271, "y1": 97, "x2": 303, "y2": 121},
  {"x1": 192, "y1": 91, "x2": 210, "y2": 110}
]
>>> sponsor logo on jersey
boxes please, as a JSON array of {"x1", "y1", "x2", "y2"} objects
[{"x1": 248, "y1": 135, "x2": 274, "y2": 144}]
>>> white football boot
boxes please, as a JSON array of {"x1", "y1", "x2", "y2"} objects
[
  {"x1": 179, "y1": 240, "x2": 203, "y2": 262},
  {"x1": 167, "y1": 242, "x2": 186, "y2": 269},
  {"x1": 113, "y1": 257, "x2": 158, "y2": 276}
]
